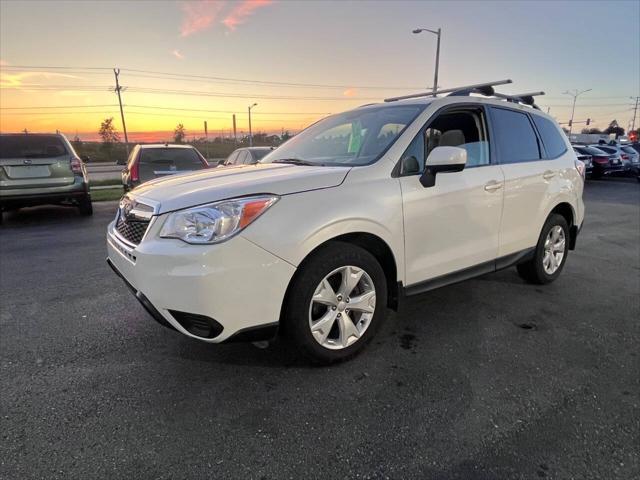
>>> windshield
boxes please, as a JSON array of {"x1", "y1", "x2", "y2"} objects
[
  {"x1": 261, "y1": 104, "x2": 425, "y2": 166},
  {"x1": 0, "y1": 135, "x2": 68, "y2": 158}
]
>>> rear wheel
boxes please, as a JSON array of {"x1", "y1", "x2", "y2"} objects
[
  {"x1": 282, "y1": 242, "x2": 387, "y2": 364},
  {"x1": 517, "y1": 213, "x2": 569, "y2": 285},
  {"x1": 78, "y1": 194, "x2": 93, "y2": 216}
]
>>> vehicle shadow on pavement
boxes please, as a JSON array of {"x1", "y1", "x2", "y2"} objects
[{"x1": 1, "y1": 204, "x2": 115, "y2": 228}]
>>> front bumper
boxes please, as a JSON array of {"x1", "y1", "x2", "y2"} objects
[{"x1": 106, "y1": 218, "x2": 296, "y2": 343}]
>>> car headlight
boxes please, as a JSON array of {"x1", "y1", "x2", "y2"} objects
[{"x1": 159, "y1": 195, "x2": 278, "y2": 244}]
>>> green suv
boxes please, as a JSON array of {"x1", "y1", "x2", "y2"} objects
[{"x1": 0, "y1": 133, "x2": 92, "y2": 222}]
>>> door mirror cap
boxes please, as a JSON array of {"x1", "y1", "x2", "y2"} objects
[
  {"x1": 80, "y1": 154, "x2": 91, "y2": 162},
  {"x1": 420, "y1": 146, "x2": 467, "y2": 188}
]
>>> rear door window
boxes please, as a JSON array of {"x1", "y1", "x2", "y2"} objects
[
  {"x1": 490, "y1": 108, "x2": 541, "y2": 164},
  {"x1": 531, "y1": 115, "x2": 567, "y2": 158}
]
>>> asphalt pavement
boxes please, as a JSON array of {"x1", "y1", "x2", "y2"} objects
[{"x1": 1, "y1": 178, "x2": 638, "y2": 479}]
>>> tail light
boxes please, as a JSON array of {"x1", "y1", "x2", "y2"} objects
[
  {"x1": 130, "y1": 161, "x2": 139, "y2": 182},
  {"x1": 575, "y1": 159, "x2": 586, "y2": 180},
  {"x1": 70, "y1": 157, "x2": 83, "y2": 174},
  {"x1": 593, "y1": 156, "x2": 609, "y2": 164},
  {"x1": 621, "y1": 154, "x2": 629, "y2": 160}
]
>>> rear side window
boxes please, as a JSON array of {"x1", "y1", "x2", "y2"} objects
[
  {"x1": 490, "y1": 108, "x2": 541, "y2": 164},
  {"x1": 531, "y1": 115, "x2": 567, "y2": 158},
  {"x1": 0, "y1": 135, "x2": 68, "y2": 158}
]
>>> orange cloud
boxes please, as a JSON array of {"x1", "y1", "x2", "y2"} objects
[
  {"x1": 222, "y1": 0, "x2": 273, "y2": 31},
  {"x1": 180, "y1": 0, "x2": 226, "y2": 37},
  {"x1": 343, "y1": 88, "x2": 357, "y2": 97},
  {"x1": 172, "y1": 49, "x2": 185, "y2": 60}
]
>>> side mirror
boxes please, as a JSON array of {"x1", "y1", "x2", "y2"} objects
[
  {"x1": 116, "y1": 158, "x2": 127, "y2": 166},
  {"x1": 420, "y1": 146, "x2": 467, "y2": 188},
  {"x1": 81, "y1": 155, "x2": 91, "y2": 163}
]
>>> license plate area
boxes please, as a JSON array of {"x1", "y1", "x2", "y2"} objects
[{"x1": 4, "y1": 165, "x2": 51, "y2": 179}]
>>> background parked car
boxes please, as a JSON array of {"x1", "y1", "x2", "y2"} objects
[
  {"x1": 573, "y1": 146, "x2": 593, "y2": 176},
  {"x1": 594, "y1": 144, "x2": 638, "y2": 172},
  {"x1": 121, "y1": 144, "x2": 209, "y2": 191},
  {"x1": 581, "y1": 145, "x2": 624, "y2": 178},
  {"x1": 223, "y1": 147, "x2": 274, "y2": 166},
  {"x1": 0, "y1": 133, "x2": 92, "y2": 222}
]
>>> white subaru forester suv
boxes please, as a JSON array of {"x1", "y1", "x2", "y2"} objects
[{"x1": 107, "y1": 82, "x2": 585, "y2": 364}]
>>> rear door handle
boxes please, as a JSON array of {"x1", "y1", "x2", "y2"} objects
[
  {"x1": 484, "y1": 180, "x2": 503, "y2": 192},
  {"x1": 543, "y1": 170, "x2": 556, "y2": 180}
]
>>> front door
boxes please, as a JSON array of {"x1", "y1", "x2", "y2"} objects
[{"x1": 399, "y1": 106, "x2": 504, "y2": 286}]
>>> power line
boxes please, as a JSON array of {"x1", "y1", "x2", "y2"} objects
[
  {"x1": 0, "y1": 104, "x2": 332, "y2": 115},
  {"x1": 1, "y1": 64, "x2": 423, "y2": 90},
  {"x1": 0, "y1": 104, "x2": 120, "y2": 110}
]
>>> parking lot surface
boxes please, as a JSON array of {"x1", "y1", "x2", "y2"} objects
[{"x1": 1, "y1": 179, "x2": 638, "y2": 479}]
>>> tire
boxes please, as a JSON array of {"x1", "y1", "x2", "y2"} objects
[
  {"x1": 282, "y1": 241, "x2": 387, "y2": 364},
  {"x1": 517, "y1": 213, "x2": 569, "y2": 285},
  {"x1": 78, "y1": 194, "x2": 93, "y2": 216}
]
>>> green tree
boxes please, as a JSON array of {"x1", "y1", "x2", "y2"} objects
[
  {"x1": 98, "y1": 117, "x2": 120, "y2": 160},
  {"x1": 581, "y1": 128, "x2": 603, "y2": 134},
  {"x1": 604, "y1": 120, "x2": 625, "y2": 138},
  {"x1": 281, "y1": 130, "x2": 292, "y2": 142},
  {"x1": 174, "y1": 124, "x2": 186, "y2": 143}
]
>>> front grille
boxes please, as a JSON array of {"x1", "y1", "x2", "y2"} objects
[{"x1": 115, "y1": 214, "x2": 150, "y2": 245}]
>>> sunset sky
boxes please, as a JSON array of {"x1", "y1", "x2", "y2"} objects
[{"x1": 1, "y1": 0, "x2": 638, "y2": 142}]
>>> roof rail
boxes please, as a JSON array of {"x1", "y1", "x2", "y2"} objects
[
  {"x1": 492, "y1": 91, "x2": 545, "y2": 110},
  {"x1": 384, "y1": 79, "x2": 512, "y2": 102}
]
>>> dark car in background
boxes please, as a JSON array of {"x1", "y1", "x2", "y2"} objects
[
  {"x1": 121, "y1": 144, "x2": 209, "y2": 191},
  {"x1": 223, "y1": 147, "x2": 274, "y2": 166},
  {"x1": 573, "y1": 145, "x2": 623, "y2": 179},
  {"x1": 573, "y1": 146, "x2": 593, "y2": 176},
  {"x1": 0, "y1": 133, "x2": 92, "y2": 222}
]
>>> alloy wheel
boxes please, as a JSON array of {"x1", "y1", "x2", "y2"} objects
[
  {"x1": 542, "y1": 225, "x2": 566, "y2": 275},
  {"x1": 308, "y1": 265, "x2": 376, "y2": 350}
]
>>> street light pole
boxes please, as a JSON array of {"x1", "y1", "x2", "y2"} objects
[
  {"x1": 248, "y1": 103, "x2": 257, "y2": 147},
  {"x1": 563, "y1": 88, "x2": 592, "y2": 135},
  {"x1": 413, "y1": 27, "x2": 441, "y2": 95},
  {"x1": 631, "y1": 96, "x2": 639, "y2": 132}
]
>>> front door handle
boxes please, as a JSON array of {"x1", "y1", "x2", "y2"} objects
[
  {"x1": 484, "y1": 180, "x2": 503, "y2": 192},
  {"x1": 543, "y1": 170, "x2": 556, "y2": 180}
]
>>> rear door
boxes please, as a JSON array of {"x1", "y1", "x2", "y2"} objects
[
  {"x1": 489, "y1": 107, "x2": 566, "y2": 257},
  {"x1": 0, "y1": 135, "x2": 75, "y2": 190}
]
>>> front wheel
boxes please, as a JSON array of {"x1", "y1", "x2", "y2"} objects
[
  {"x1": 282, "y1": 242, "x2": 387, "y2": 364},
  {"x1": 517, "y1": 213, "x2": 569, "y2": 285}
]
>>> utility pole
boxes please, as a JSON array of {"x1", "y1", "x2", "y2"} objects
[
  {"x1": 204, "y1": 121, "x2": 209, "y2": 159},
  {"x1": 631, "y1": 96, "x2": 639, "y2": 132},
  {"x1": 563, "y1": 88, "x2": 592, "y2": 135},
  {"x1": 113, "y1": 68, "x2": 129, "y2": 157},
  {"x1": 232, "y1": 114, "x2": 237, "y2": 145},
  {"x1": 248, "y1": 103, "x2": 257, "y2": 147}
]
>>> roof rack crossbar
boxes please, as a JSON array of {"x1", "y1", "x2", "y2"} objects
[{"x1": 383, "y1": 79, "x2": 512, "y2": 102}]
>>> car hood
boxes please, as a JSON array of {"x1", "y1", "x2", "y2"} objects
[{"x1": 131, "y1": 163, "x2": 351, "y2": 213}]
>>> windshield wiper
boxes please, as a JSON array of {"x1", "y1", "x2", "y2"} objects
[{"x1": 272, "y1": 158, "x2": 320, "y2": 166}]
